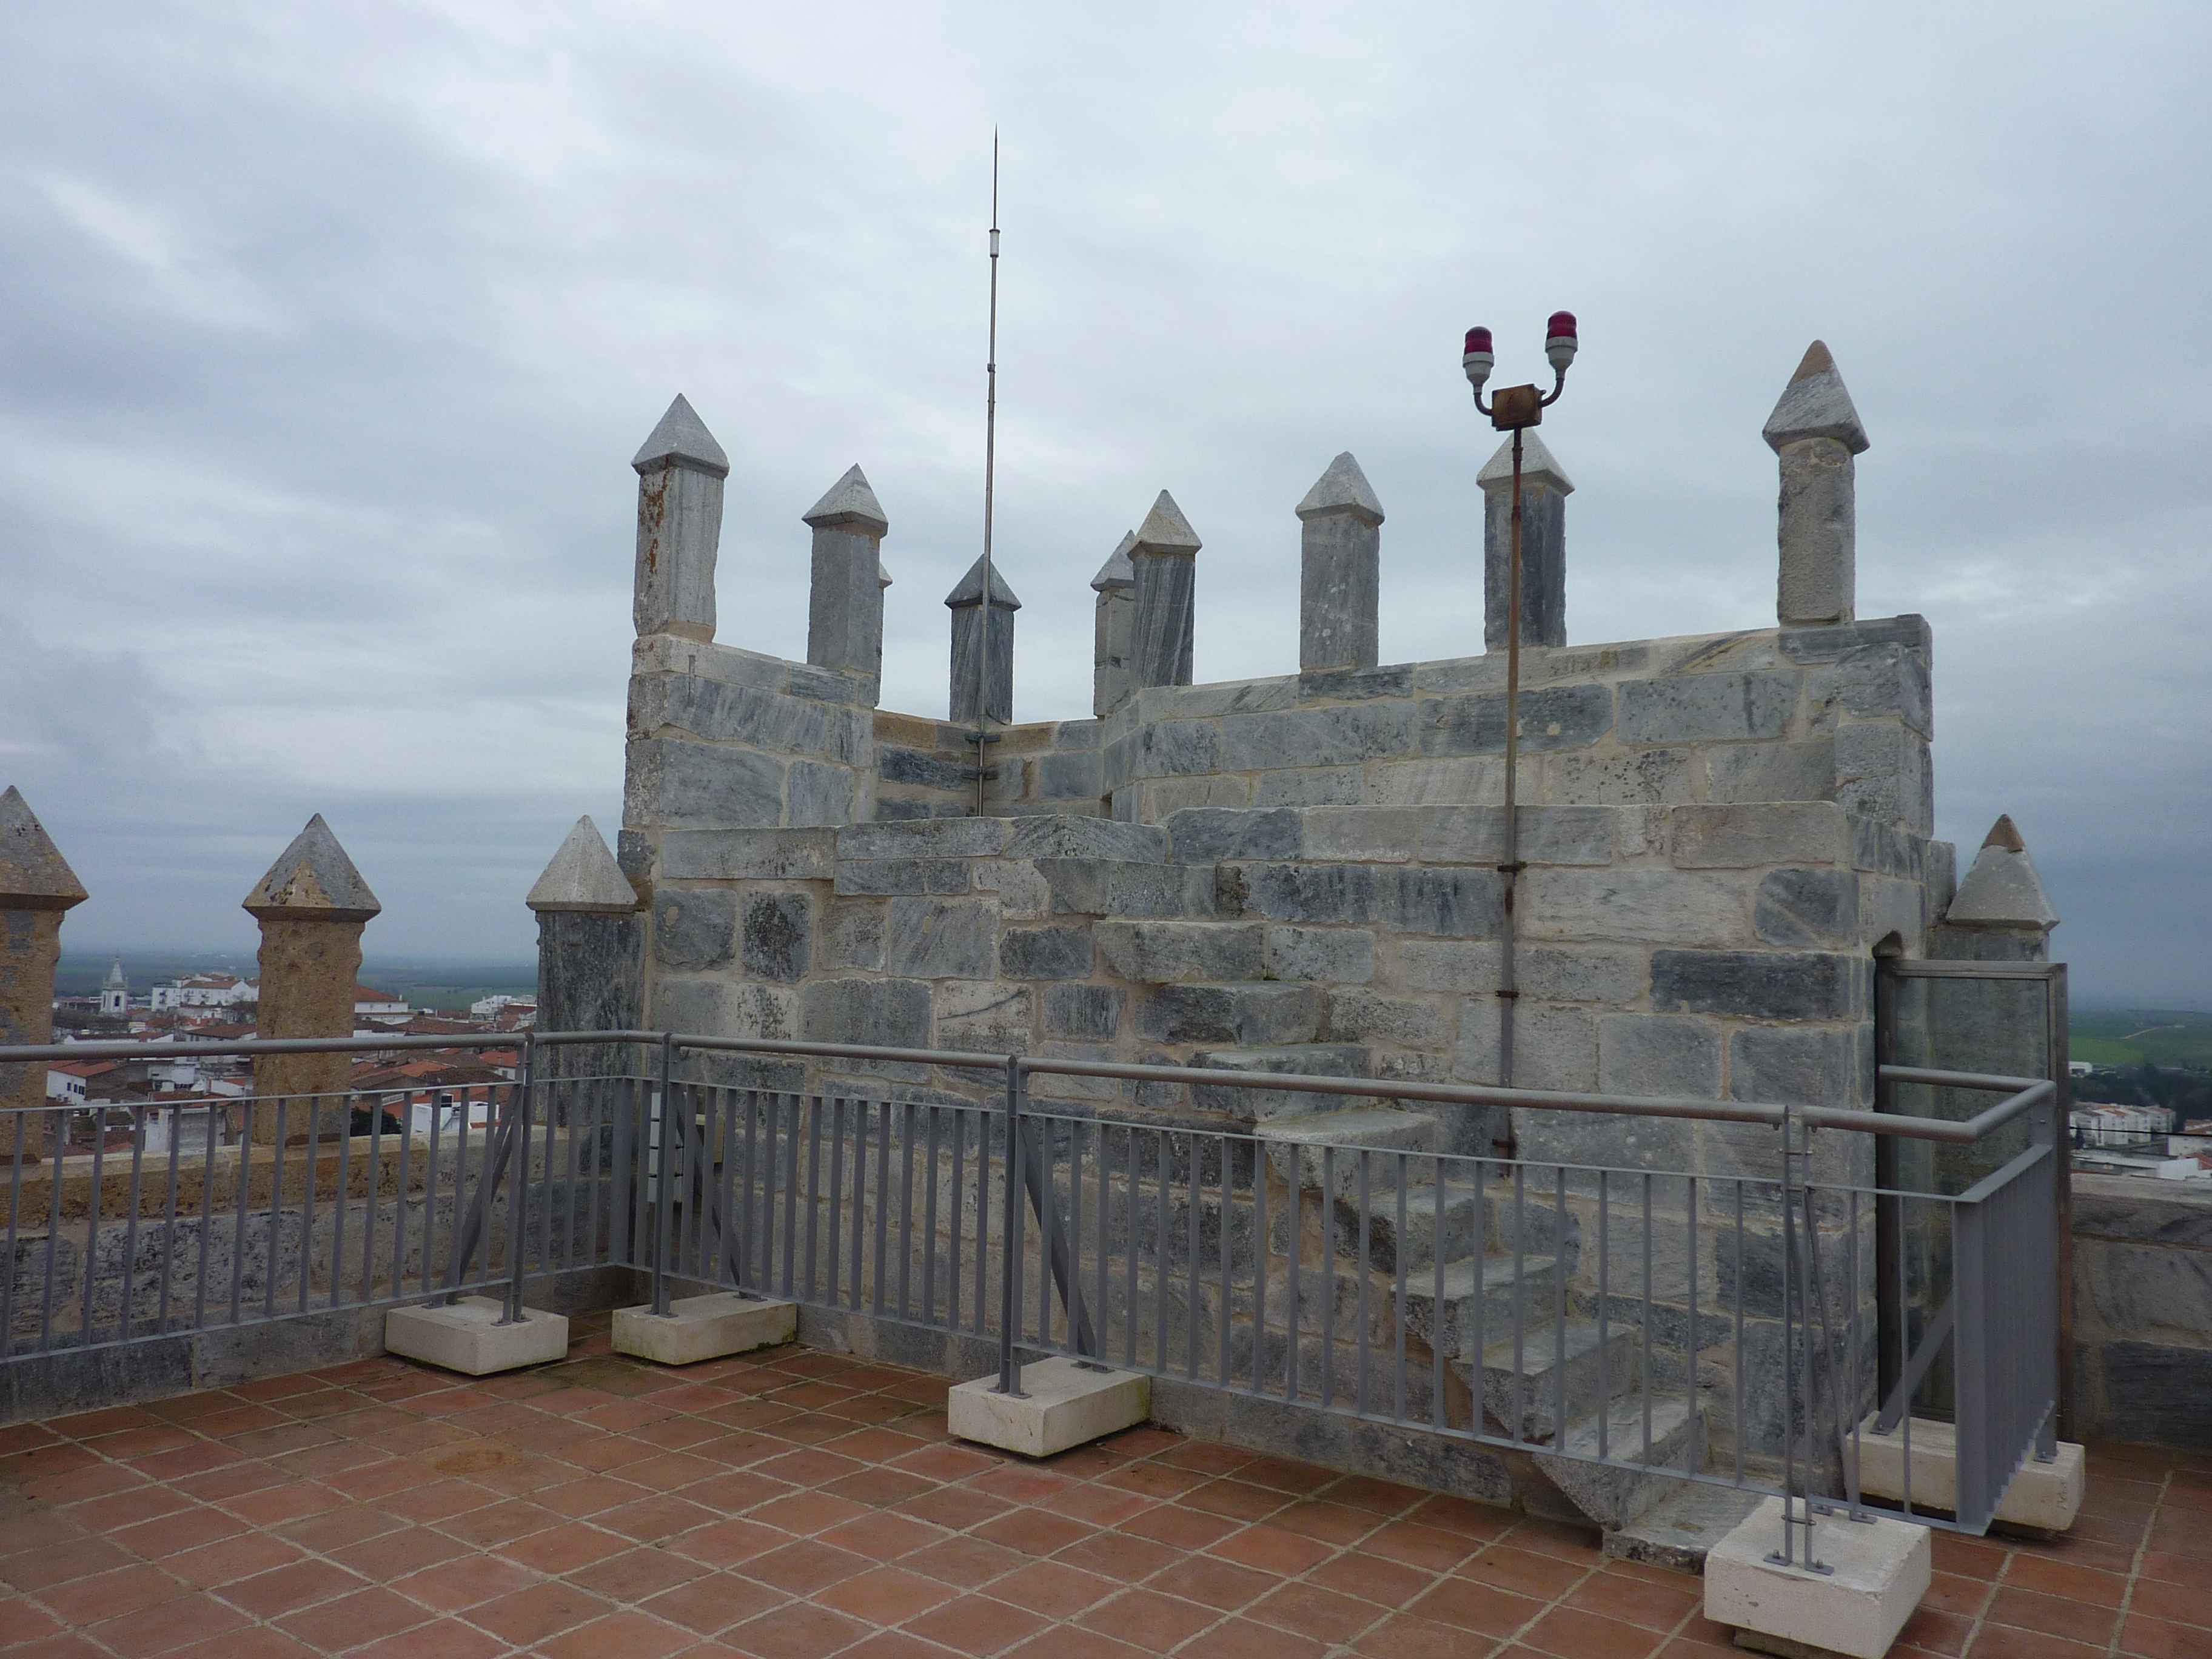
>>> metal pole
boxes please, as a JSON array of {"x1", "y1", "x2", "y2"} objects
[
  {"x1": 651, "y1": 1031, "x2": 675, "y2": 1318},
  {"x1": 971, "y1": 130, "x2": 1002, "y2": 815},
  {"x1": 994, "y1": 1052, "x2": 1025, "y2": 1396},
  {"x1": 500, "y1": 1031, "x2": 535, "y2": 1325},
  {"x1": 1498, "y1": 425, "x2": 1524, "y2": 1101}
]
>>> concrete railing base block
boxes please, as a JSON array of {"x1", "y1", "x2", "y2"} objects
[
  {"x1": 1854, "y1": 1413, "x2": 2085, "y2": 1532},
  {"x1": 612, "y1": 1293, "x2": 797, "y2": 1365},
  {"x1": 948, "y1": 1356, "x2": 1149, "y2": 1457},
  {"x1": 384, "y1": 1296, "x2": 569, "y2": 1376},
  {"x1": 1705, "y1": 1496, "x2": 1929, "y2": 1659}
]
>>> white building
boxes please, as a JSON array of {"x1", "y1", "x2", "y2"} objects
[
  {"x1": 355, "y1": 985, "x2": 410, "y2": 1019},
  {"x1": 99, "y1": 957, "x2": 128, "y2": 1018},
  {"x1": 175, "y1": 973, "x2": 255, "y2": 1010}
]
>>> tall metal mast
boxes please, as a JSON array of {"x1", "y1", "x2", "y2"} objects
[{"x1": 971, "y1": 130, "x2": 1002, "y2": 815}]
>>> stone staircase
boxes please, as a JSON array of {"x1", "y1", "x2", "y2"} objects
[{"x1": 1050, "y1": 806, "x2": 1709, "y2": 1530}]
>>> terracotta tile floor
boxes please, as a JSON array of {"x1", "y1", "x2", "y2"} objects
[{"x1": 0, "y1": 1312, "x2": 2201, "y2": 1658}]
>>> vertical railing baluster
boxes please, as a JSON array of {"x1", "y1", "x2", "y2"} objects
[
  {"x1": 923, "y1": 1105, "x2": 940, "y2": 1326},
  {"x1": 803, "y1": 1095, "x2": 824, "y2": 1305},
  {"x1": 1685, "y1": 1173, "x2": 1698, "y2": 1473},
  {"x1": 1067, "y1": 1120, "x2": 1085, "y2": 1353},
  {"x1": 1253, "y1": 1136, "x2": 1269, "y2": 1392},
  {"x1": 946, "y1": 1108, "x2": 964, "y2": 1329},
  {"x1": 1511, "y1": 1162, "x2": 1526, "y2": 1444},
  {"x1": 873, "y1": 1098, "x2": 891, "y2": 1316},
  {"x1": 969, "y1": 1101, "x2": 986, "y2": 1336},
  {"x1": 1356, "y1": 1148, "x2": 1372, "y2": 1415},
  {"x1": 996, "y1": 1057, "x2": 1023, "y2": 1395},
  {"x1": 231, "y1": 1101, "x2": 254, "y2": 1326},
  {"x1": 897, "y1": 1100, "x2": 914, "y2": 1318},
  {"x1": 119, "y1": 1113, "x2": 147, "y2": 1340},
  {"x1": 1219, "y1": 1133, "x2": 1234, "y2": 1388},
  {"x1": 1640, "y1": 1169, "x2": 1653, "y2": 1461},
  {"x1": 826, "y1": 1099, "x2": 845, "y2": 1306},
  {"x1": 1185, "y1": 1131, "x2": 1201, "y2": 1381},
  {"x1": 851, "y1": 1097, "x2": 870, "y2": 1314},
  {"x1": 1553, "y1": 1165, "x2": 1567, "y2": 1446},
  {"x1": 414, "y1": 1093, "x2": 436, "y2": 1301},
  {"x1": 1284, "y1": 1155, "x2": 1301, "y2": 1401},
  {"x1": 215, "y1": 1104, "x2": 238, "y2": 1327},
  {"x1": 782, "y1": 1094, "x2": 802, "y2": 1301},
  {"x1": 1124, "y1": 1125, "x2": 1138, "y2": 1369},
  {"x1": 1598, "y1": 1168, "x2": 1610, "y2": 1463},
  {"x1": 651, "y1": 1038, "x2": 677, "y2": 1316},
  {"x1": 38, "y1": 1097, "x2": 64, "y2": 1349},
  {"x1": 1732, "y1": 1178, "x2": 1746, "y2": 1487},
  {"x1": 297, "y1": 1096, "x2": 320, "y2": 1316},
  {"x1": 501, "y1": 1036, "x2": 535, "y2": 1325},
  {"x1": 1099, "y1": 1122, "x2": 1113, "y2": 1367},
  {"x1": 1320, "y1": 1145, "x2": 1336, "y2": 1409},
  {"x1": 1393, "y1": 1153, "x2": 1407, "y2": 1420},
  {"x1": 330, "y1": 1097, "x2": 351, "y2": 1310},
  {"x1": 80, "y1": 1107, "x2": 107, "y2": 1341},
  {"x1": 1429, "y1": 1156, "x2": 1446, "y2": 1430},
  {"x1": 447, "y1": 1091, "x2": 473, "y2": 1288},
  {"x1": 3, "y1": 1113, "x2": 27, "y2": 1351},
  {"x1": 1155, "y1": 1128, "x2": 1170, "y2": 1373}
]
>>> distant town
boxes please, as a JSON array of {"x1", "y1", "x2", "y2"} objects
[{"x1": 42, "y1": 955, "x2": 538, "y2": 1158}]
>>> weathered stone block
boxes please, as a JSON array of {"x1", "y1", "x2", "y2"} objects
[
  {"x1": 787, "y1": 761, "x2": 856, "y2": 827},
  {"x1": 999, "y1": 925, "x2": 1094, "y2": 980},
  {"x1": 1705, "y1": 1498, "x2": 1927, "y2": 1659},
  {"x1": 613, "y1": 1293, "x2": 796, "y2": 1365},
  {"x1": 1775, "y1": 435, "x2": 1857, "y2": 628},
  {"x1": 624, "y1": 737, "x2": 786, "y2": 830},
  {"x1": 1263, "y1": 926, "x2": 1375, "y2": 985},
  {"x1": 1395, "y1": 940, "x2": 1641, "y2": 1005},
  {"x1": 1096, "y1": 920, "x2": 1262, "y2": 984},
  {"x1": 935, "y1": 981, "x2": 1034, "y2": 1051},
  {"x1": 1419, "y1": 685, "x2": 1612, "y2": 756},
  {"x1": 1322, "y1": 989, "x2": 1450, "y2": 1050},
  {"x1": 385, "y1": 1297, "x2": 568, "y2": 1376},
  {"x1": 1038, "y1": 859, "x2": 1213, "y2": 919},
  {"x1": 878, "y1": 745, "x2": 972, "y2": 791},
  {"x1": 948, "y1": 1356, "x2": 1150, "y2": 1456},
  {"x1": 1652, "y1": 951, "x2": 1858, "y2": 1023},
  {"x1": 1520, "y1": 870, "x2": 1747, "y2": 947},
  {"x1": 1167, "y1": 808, "x2": 1303, "y2": 864},
  {"x1": 1298, "y1": 806, "x2": 1419, "y2": 863},
  {"x1": 1754, "y1": 868, "x2": 1860, "y2": 948},
  {"x1": 1044, "y1": 983, "x2": 1124, "y2": 1040},
  {"x1": 1455, "y1": 1000, "x2": 1595, "y2": 1091},
  {"x1": 800, "y1": 978, "x2": 932, "y2": 1050},
  {"x1": 841, "y1": 819, "x2": 1008, "y2": 860},
  {"x1": 834, "y1": 859, "x2": 971, "y2": 897},
  {"x1": 1002, "y1": 817, "x2": 1165, "y2": 862},
  {"x1": 653, "y1": 890, "x2": 736, "y2": 970},
  {"x1": 1139, "y1": 983, "x2": 1319, "y2": 1046},
  {"x1": 634, "y1": 675, "x2": 863, "y2": 762},
  {"x1": 1598, "y1": 1015, "x2": 1721, "y2": 1098},
  {"x1": 741, "y1": 892, "x2": 813, "y2": 983},
  {"x1": 1221, "y1": 863, "x2": 1503, "y2": 938},
  {"x1": 1806, "y1": 645, "x2": 1930, "y2": 738},
  {"x1": 1617, "y1": 672, "x2": 1796, "y2": 745},
  {"x1": 1706, "y1": 738, "x2": 1835, "y2": 806},
  {"x1": 1252, "y1": 766, "x2": 1364, "y2": 807},
  {"x1": 1416, "y1": 805, "x2": 1615, "y2": 866},
  {"x1": 1036, "y1": 751, "x2": 1104, "y2": 800},
  {"x1": 1728, "y1": 1025, "x2": 1862, "y2": 1108},
  {"x1": 1671, "y1": 803, "x2": 1846, "y2": 869},
  {"x1": 1834, "y1": 723, "x2": 1932, "y2": 834},
  {"x1": 885, "y1": 899, "x2": 995, "y2": 979},
  {"x1": 658, "y1": 828, "x2": 836, "y2": 882},
  {"x1": 1515, "y1": 1109, "x2": 1695, "y2": 1181},
  {"x1": 1543, "y1": 749, "x2": 1695, "y2": 806},
  {"x1": 1219, "y1": 703, "x2": 1418, "y2": 771},
  {"x1": 822, "y1": 898, "x2": 885, "y2": 970},
  {"x1": 1131, "y1": 717, "x2": 1223, "y2": 780},
  {"x1": 726, "y1": 982, "x2": 798, "y2": 1040}
]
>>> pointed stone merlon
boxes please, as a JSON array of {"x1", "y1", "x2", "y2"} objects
[
  {"x1": 1298, "y1": 453, "x2": 1384, "y2": 672},
  {"x1": 633, "y1": 395, "x2": 729, "y2": 645},
  {"x1": 1091, "y1": 532, "x2": 1136, "y2": 716},
  {"x1": 805, "y1": 465, "x2": 890, "y2": 705},
  {"x1": 0, "y1": 787, "x2": 88, "y2": 1161},
  {"x1": 242, "y1": 816, "x2": 381, "y2": 1142},
  {"x1": 1937, "y1": 814, "x2": 2058, "y2": 962},
  {"x1": 1765, "y1": 341, "x2": 1869, "y2": 628},
  {"x1": 528, "y1": 817, "x2": 642, "y2": 1090},
  {"x1": 1478, "y1": 434, "x2": 1571, "y2": 652},
  {"x1": 1129, "y1": 491, "x2": 1200, "y2": 692},
  {"x1": 947, "y1": 556, "x2": 1021, "y2": 726}
]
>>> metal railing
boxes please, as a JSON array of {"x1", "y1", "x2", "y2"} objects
[{"x1": 1, "y1": 1028, "x2": 2059, "y2": 1547}]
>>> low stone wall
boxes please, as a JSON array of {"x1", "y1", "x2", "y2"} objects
[{"x1": 2071, "y1": 1172, "x2": 2212, "y2": 1448}]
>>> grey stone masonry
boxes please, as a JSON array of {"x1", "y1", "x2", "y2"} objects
[
  {"x1": 1933, "y1": 813, "x2": 2058, "y2": 963},
  {"x1": 0, "y1": 786, "x2": 87, "y2": 1162},
  {"x1": 1764, "y1": 341, "x2": 1868, "y2": 628},
  {"x1": 1297, "y1": 452, "x2": 1384, "y2": 672},
  {"x1": 1093, "y1": 532, "x2": 1136, "y2": 717},
  {"x1": 804, "y1": 464, "x2": 891, "y2": 703},
  {"x1": 1479, "y1": 432, "x2": 1571, "y2": 652},
  {"x1": 947, "y1": 555, "x2": 1019, "y2": 726},
  {"x1": 632, "y1": 394, "x2": 728, "y2": 644},
  {"x1": 1130, "y1": 490, "x2": 1201, "y2": 691}
]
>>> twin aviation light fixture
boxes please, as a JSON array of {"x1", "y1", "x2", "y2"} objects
[{"x1": 1462, "y1": 310, "x2": 1578, "y2": 428}]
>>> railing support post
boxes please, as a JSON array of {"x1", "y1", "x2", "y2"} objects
[
  {"x1": 651, "y1": 1031, "x2": 676, "y2": 1318},
  {"x1": 499, "y1": 1031, "x2": 535, "y2": 1325},
  {"x1": 994, "y1": 1053, "x2": 1025, "y2": 1397}
]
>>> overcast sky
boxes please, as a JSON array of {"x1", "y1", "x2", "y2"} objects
[{"x1": 3, "y1": 3, "x2": 2207, "y2": 1005}]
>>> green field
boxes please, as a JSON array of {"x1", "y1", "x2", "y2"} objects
[{"x1": 2070, "y1": 1008, "x2": 2212, "y2": 1070}]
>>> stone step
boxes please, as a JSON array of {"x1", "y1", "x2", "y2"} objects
[
  {"x1": 1540, "y1": 1392, "x2": 1705, "y2": 1531},
  {"x1": 1255, "y1": 1108, "x2": 1438, "y2": 1196},
  {"x1": 1188, "y1": 1043, "x2": 1375, "y2": 1121},
  {"x1": 1478, "y1": 1319, "x2": 1641, "y2": 1443},
  {"x1": 1602, "y1": 1483, "x2": 1766, "y2": 1572},
  {"x1": 1138, "y1": 982, "x2": 1322, "y2": 1048},
  {"x1": 1402, "y1": 1252, "x2": 1564, "y2": 1359}
]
